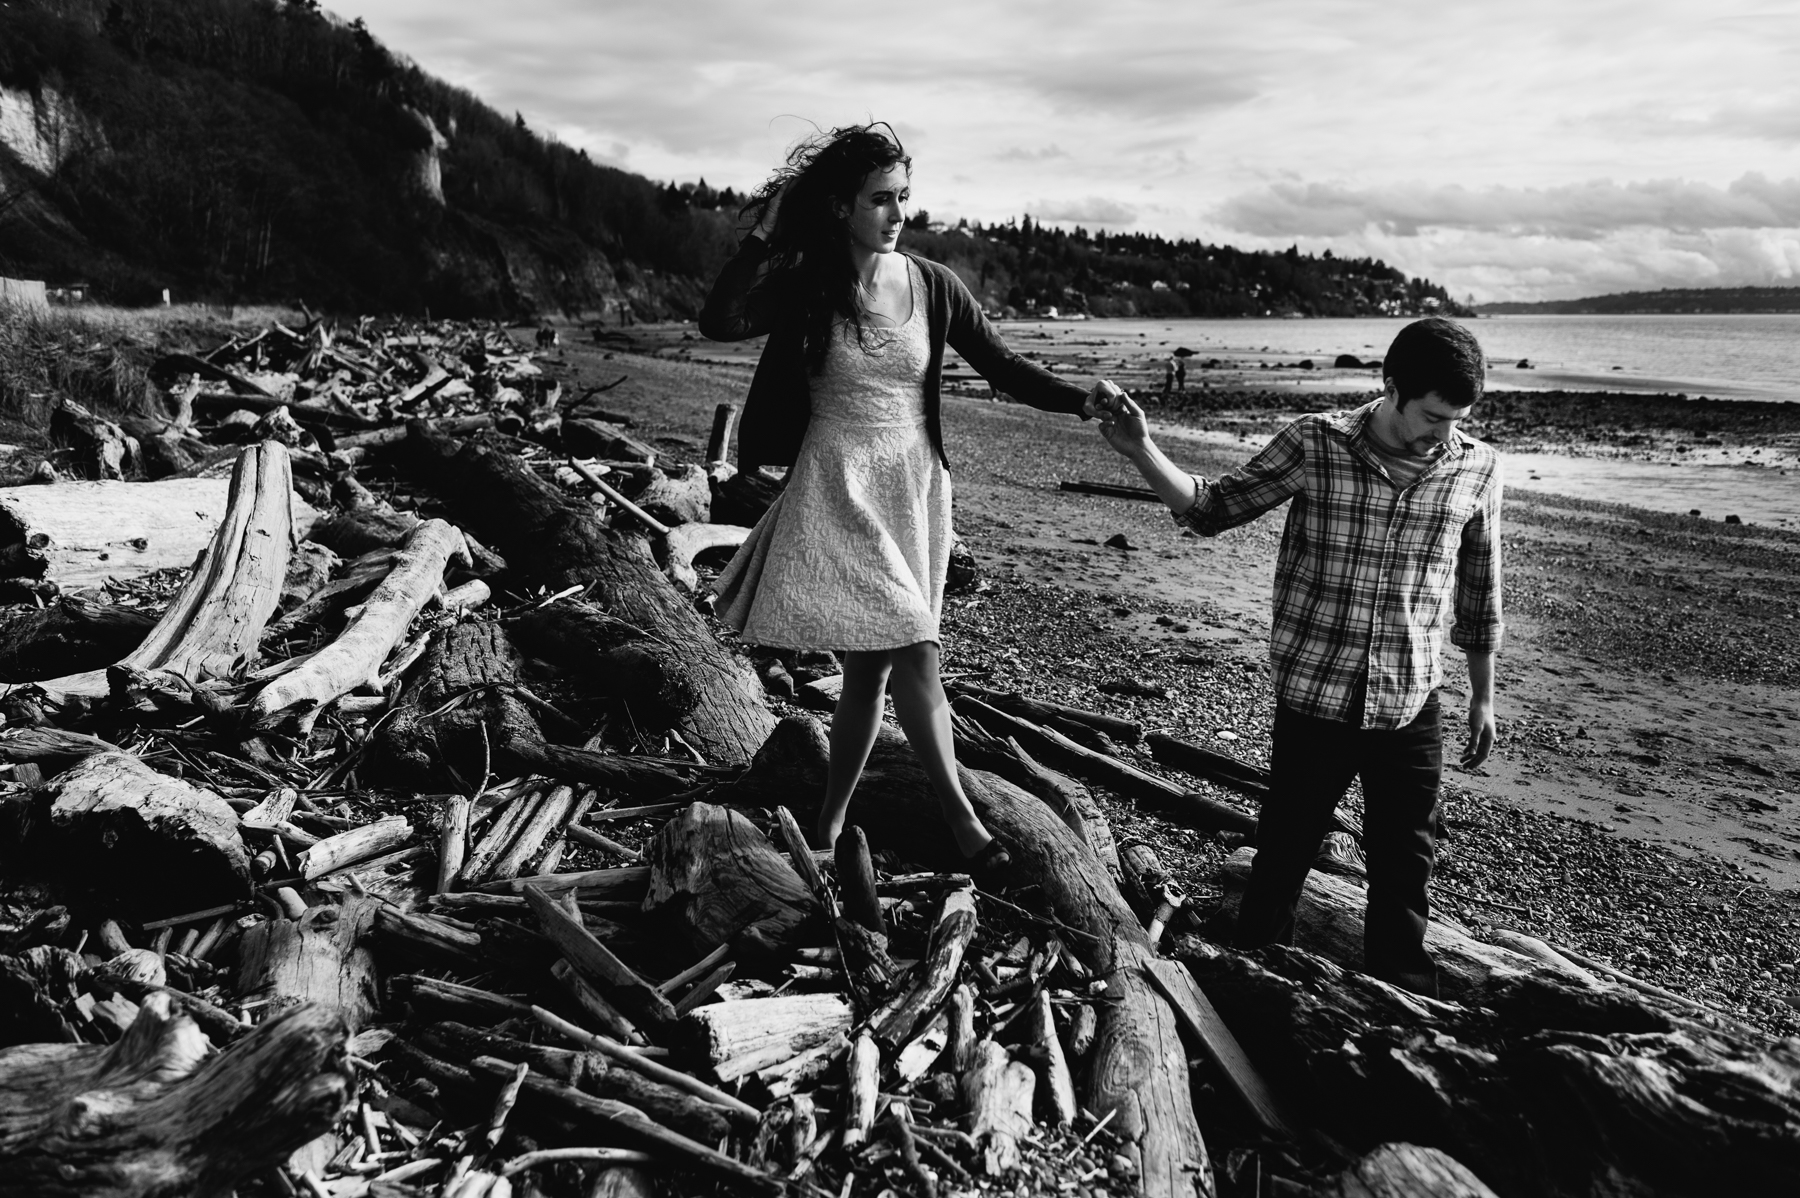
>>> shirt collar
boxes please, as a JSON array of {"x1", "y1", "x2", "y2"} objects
[{"x1": 1333, "y1": 398, "x2": 1469, "y2": 463}]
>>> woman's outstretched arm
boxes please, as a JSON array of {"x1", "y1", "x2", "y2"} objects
[{"x1": 937, "y1": 269, "x2": 1094, "y2": 416}]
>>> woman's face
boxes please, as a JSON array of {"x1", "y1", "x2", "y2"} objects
[{"x1": 839, "y1": 163, "x2": 910, "y2": 256}]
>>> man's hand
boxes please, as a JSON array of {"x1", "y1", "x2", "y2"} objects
[
  {"x1": 1462, "y1": 700, "x2": 1496, "y2": 770},
  {"x1": 1083, "y1": 378, "x2": 1123, "y2": 419},
  {"x1": 1097, "y1": 390, "x2": 1153, "y2": 458},
  {"x1": 1461, "y1": 651, "x2": 1497, "y2": 770}
]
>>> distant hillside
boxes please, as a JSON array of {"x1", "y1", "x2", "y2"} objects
[
  {"x1": 905, "y1": 215, "x2": 1470, "y2": 319},
  {"x1": 0, "y1": 0, "x2": 740, "y2": 316},
  {"x1": 1480, "y1": 286, "x2": 1800, "y2": 316},
  {"x1": 0, "y1": 0, "x2": 1474, "y2": 320}
]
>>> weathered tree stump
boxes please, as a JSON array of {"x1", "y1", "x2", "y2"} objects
[
  {"x1": 643, "y1": 802, "x2": 819, "y2": 957},
  {"x1": 376, "y1": 619, "x2": 542, "y2": 788},
  {"x1": 235, "y1": 899, "x2": 379, "y2": 1034}
]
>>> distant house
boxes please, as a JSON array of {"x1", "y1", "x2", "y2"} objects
[{"x1": 0, "y1": 278, "x2": 48, "y2": 311}]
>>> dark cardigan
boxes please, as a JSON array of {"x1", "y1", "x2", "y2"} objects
[{"x1": 697, "y1": 236, "x2": 1090, "y2": 469}]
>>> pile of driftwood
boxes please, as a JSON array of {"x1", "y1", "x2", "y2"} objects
[{"x1": 0, "y1": 317, "x2": 1793, "y2": 1198}]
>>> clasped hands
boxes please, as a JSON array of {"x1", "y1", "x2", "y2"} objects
[{"x1": 1084, "y1": 379, "x2": 1151, "y2": 457}]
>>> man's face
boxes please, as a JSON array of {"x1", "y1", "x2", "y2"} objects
[{"x1": 1385, "y1": 385, "x2": 1473, "y2": 454}]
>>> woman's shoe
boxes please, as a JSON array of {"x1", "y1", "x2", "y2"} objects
[{"x1": 963, "y1": 835, "x2": 1013, "y2": 887}]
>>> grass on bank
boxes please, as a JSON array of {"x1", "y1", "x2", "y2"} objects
[{"x1": 0, "y1": 301, "x2": 300, "y2": 439}]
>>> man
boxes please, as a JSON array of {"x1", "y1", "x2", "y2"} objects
[{"x1": 1096, "y1": 317, "x2": 1502, "y2": 997}]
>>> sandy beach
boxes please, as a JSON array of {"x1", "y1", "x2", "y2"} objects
[{"x1": 553, "y1": 322, "x2": 1800, "y2": 1030}]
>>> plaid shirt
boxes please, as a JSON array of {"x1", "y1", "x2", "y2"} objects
[{"x1": 1177, "y1": 400, "x2": 1504, "y2": 730}]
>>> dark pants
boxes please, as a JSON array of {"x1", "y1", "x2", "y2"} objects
[{"x1": 1233, "y1": 693, "x2": 1444, "y2": 997}]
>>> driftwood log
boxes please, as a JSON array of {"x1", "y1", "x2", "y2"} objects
[
  {"x1": 509, "y1": 601, "x2": 707, "y2": 732},
  {"x1": 0, "y1": 475, "x2": 316, "y2": 592},
  {"x1": 728, "y1": 716, "x2": 1210, "y2": 1198},
  {"x1": 42, "y1": 750, "x2": 252, "y2": 915},
  {"x1": 248, "y1": 518, "x2": 468, "y2": 727},
  {"x1": 0, "y1": 994, "x2": 352, "y2": 1197},
  {"x1": 1178, "y1": 939, "x2": 1800, "y2": 1197},
  {"x1": 408, "y1": 423, "x2": 773, "y2": 763},
  {"x1": 0, "y1": 597, "x2": 154, "y2": 682},
  {"x1": 1210, "y1": 847, "x2": 1573, "y2": 1005}
]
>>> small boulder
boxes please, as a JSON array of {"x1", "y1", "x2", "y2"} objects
[{"x1": 1334, "y1": 353, "x2": 1364, "y2": 369}]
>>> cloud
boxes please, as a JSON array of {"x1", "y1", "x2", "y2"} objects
[
  {"x1": 1028, "y1": 196, "x2": 1139, "y2": 225},
  {"x1": 1259, "y1": 225, "x2": 1800, "y2": 304},
  {"x1": 1213, "y1": 174, "x2": 1800, "y2": 239},
  {"x1": 995, "y1": 144, "x2": 1071, "y2": 162}
]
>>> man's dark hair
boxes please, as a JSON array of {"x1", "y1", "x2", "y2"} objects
[{"x1": 1383, "y1": 317, "x2": 1485, "y2": 408}]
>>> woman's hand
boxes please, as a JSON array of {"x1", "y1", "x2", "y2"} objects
[
  {"x1": 753, "y1": 182, "x2": 788, "y2": 239},
  {"x1": 1097, "y1": 390, "x2": 1153, "y2": 458}
]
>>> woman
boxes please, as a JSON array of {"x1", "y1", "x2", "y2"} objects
[{"x1": 699, "y1": 123, "x2": 1103, "y2": 865}]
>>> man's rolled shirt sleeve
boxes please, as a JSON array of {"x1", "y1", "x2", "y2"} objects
[
  {"x1": 1450, "y1": 464, "x2": 1504, "y2": 654},
  {"x1": 1175, "y1": 420, "x2": 1308, "y2": 536}
]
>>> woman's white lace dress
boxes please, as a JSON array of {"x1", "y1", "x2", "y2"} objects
[{"x1": 714, "y1": 261, "x2": 950, "y2": 651}]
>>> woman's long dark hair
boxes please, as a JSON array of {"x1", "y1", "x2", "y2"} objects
[{"x1": 742, "y1": 123, "x2": 912, "y2": 370}]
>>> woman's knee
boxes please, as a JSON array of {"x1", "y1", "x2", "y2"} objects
[
  {"x1": 887, "y1": 640, "x2": 940, "y2": 677},
  {"x1": 839, "y1": 650, "x2": 893, "y2": 696}
]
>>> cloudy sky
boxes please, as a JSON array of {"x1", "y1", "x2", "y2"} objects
[{"x1": 348, "y1": 0, "x2": 1800, "y2": 303}]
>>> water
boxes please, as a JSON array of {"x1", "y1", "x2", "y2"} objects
[{"x1": 1003, "y1": 313, "x2": 1800, "y2": 403}]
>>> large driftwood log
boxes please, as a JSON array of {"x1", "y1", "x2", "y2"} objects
[
  {"x1": 1179, "y1": 939, "x2": 1800, "y2": 1198},
  {"x1": 0, "y1": 475, "x2": 316, "y2": 592},
  {"x1": 728, "y1": 716, "x2": 1211, "y2": 1198},
  {"x1": 0, "y1": 598, "x2": 154, "y2": 682},
  {"x1": 235, "y1": 900, "x2": 379, "y2": 1034},
  {"x1": 642, "y1": 802, "x2": 819, "y2": 956},
  {"x1": 510, "y1": 601, "x2": 703, "y2": 731},
  {"x1": 406, "y1": 424, "x2": 773, "y2": 763},
  {"x1": 1318, "y1": 1143, "x2": 1500, "y2": 1198},
  {"x1": 952, "y1": 712, "x2": 1119, "y2": 874},
  {"x1": 249, "y1": 519, "x2": 469, "y2": 727},
  {"x1": 0, "y1": 994, "x2": 352, "y2": 1197},
  {"x1": 43, "y1": 750, "x2": 251, "y2": 915},
  {"x1": 1210, "y1": 847, "x2": 1573, "y2": 1005}
]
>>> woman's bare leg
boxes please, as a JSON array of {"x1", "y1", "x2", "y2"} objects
[
  {"x1": 819, "y1": 650, "x2": 893, "y2": 848},
  {"x1": 887, "y1": 640, "x2": 992, "y2": 857}
]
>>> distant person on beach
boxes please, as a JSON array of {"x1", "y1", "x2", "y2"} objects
[
  {"x1": 1093, "y1": 317, "x2": 1503, "y2": 997},
  {"x1": 1161, "y1": 352, "x2": 1178, "y2": 400},
  {"x1": 699, "y1": 122, "x2": 1109, "y2": 869}
]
